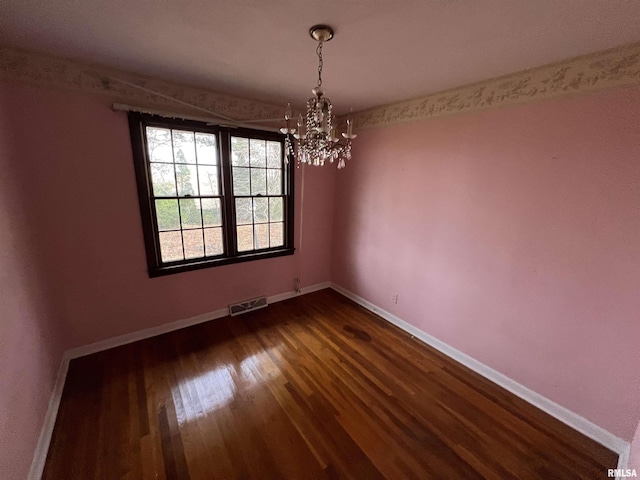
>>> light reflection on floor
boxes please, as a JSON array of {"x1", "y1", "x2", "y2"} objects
[{"x1": 171, "y1": 348, "x2": 280, "y2": 425}]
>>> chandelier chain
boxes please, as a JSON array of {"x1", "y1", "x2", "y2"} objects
[{"x1": 316, "y1": 41, "x2": 323, "y2": 88}]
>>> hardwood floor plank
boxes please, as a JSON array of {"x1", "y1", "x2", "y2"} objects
[
  {"x1": 42, "y1": 289, "x2": 619, "y2": 479},
  {"x1": 158, "y1": 404, "x2": 188, "y2": 480}
]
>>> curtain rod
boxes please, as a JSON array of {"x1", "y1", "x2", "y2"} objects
[{"x1": 111, "y1": 103, "x2": 281, "y2": 132}]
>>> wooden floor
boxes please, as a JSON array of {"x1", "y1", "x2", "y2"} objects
[{"x1": 43, "y1": 289, "x2": 617, "y2": 479}]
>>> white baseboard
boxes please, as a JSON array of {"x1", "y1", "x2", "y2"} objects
[
  {"x1": 29, "y1": 281, "x2": 331, "y2": 479},
  {"x1": 329, "y1": 282, "x2": 630, "y2": 463},
  {"x1": 67, "y1": 281, "x2": 332, "y2": 360},
  {"x1": 267, "y1": 281, "x2": 332, "y2": 304},
  {"x1": 617, "y1": 443, "x2": 631, "y2": 476},
  {"x1": 28, "y1": 351, "x2": 71, "y2": 480},
  {"x1": 67, "y1": 307, "x2": 228, "y2": 359}
]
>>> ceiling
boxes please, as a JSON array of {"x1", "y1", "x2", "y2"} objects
[{"x1": 2, "y1": 1, "x2": 640, "y2": 115}]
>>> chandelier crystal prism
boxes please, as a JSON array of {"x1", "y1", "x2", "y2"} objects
[{"x1": 281, "y1": 25, "x2": 356, "y2": 169}]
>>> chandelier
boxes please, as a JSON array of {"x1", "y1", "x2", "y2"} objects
[{"x1": 281, "y1": 25, "x2": 356, "y2": 169}]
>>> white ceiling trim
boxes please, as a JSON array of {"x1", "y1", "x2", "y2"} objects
[
  {"x1": 0, "y1": 46, "x2": 284, "y2": 125},
  {"x1": 353, "y1": 42, "x2": 640, "y2": 129},
  {"x1": 2, "y1": 43, "x2": 640, "y2": 131}
]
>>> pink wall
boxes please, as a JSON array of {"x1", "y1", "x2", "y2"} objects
[
  {"x1": 630, "y1": 420, "x2": 640, "y2": 470},
  {"x1": 3, "y1": 73, "x2": 639, "y2": 474},
  {"x1": 0, "y1": 80, "x2": 334, "y2": 351},
  {"x1": 0, "y1": 79, "x2": 334, "y2": 477},
  {"x1": 332, "y1": 86, "x2": 640, "y2": 441},
  {"x1": 0, "y1": 87, "x2": 65, "y2": 479}
]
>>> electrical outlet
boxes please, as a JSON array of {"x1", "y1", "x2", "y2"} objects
[{"x1": 391, "y1": 293, "x2": 398, "y2": 304}]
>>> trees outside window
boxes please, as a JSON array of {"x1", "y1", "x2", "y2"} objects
[{"x1": 128, "y1": 113, "x2": 294, "y2": 277}]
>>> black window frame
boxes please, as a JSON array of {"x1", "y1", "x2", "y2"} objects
[{"x1": 128, "y1": 112, "x2": 294, "y2": 277}]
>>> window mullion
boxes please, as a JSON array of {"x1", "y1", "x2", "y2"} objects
[
  {"x1": 169, "y1": 129, "x2": 186, "y2": 261},
  {"x1": 191, "y1": 131, "x2": 207, "y2": 256},
  {"x1": 219, "y1": 128, "x2": 237, "y2": 256}
]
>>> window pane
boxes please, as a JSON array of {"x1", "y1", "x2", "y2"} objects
[
  {"x1": 254, "y1": 197, "x2": 268, "y2": 223},
  {"x1": 267, "y1": 169, "x2": 281, "y2": 195},
  {"x1": 198, "y1": 165, "x2": 219, "y2": 195},
  {"x1": 249, "y1": 139, "x2": 266, "y2": 167},
  {"x1": 146, "y1": 127, "x2": 173, "y2": 163},
  {"x1": 237, "y1": 225, "x2": 253, "y2": 252},
  {"x1": 204, "y1": 227, "x2": 223, "y2": 256},
  {"x1": 180, "y1": 198, "x2": 202, "y2": 229},
  {"x1": 232, "y1": 167, "x2": 250, "y2": 195},
  {"x1": 255, "y1": 224, "x2": 269, "y2": 249},
  {"x1": 235, "y1": 198, "x2": 253, "y2": 225},
  {"x1": 202, "y1": 198, "x2": 222, "y2": 227},
  {"x1": 269, "y1": 197, "x2": 283, "y2": 222},
  {"x1": 151, "y1": 163, "x2": 177, "y2": 196},
  {"x1": 183, "y1": 229, "x2": 204, "y2": 259},
  {"x1": 155, "y1": 199, "x2": 180, "y2": 231},
  {"x1": 195, "y1": 132, "x2": 218, "y2": 165},
  {"x1": 172, "y1": 130, "x2": 196, "y2": 164},
  {"x1": 231, "y1": 137, "x2": 250, "y2": 166},
  {"x1": 176, "y1": 164, "x2": 199, "y2": 196},
  {"x1": 159, "y1": 231, "x2": 183, "y2": 262},
  {"x1": 270, "y1": 222, "x2": 284, "y2": 247},
  {"x1": 267, "y1": 141, "x2": 282, "y2": 168},
  {"x1": 251, "y1": 168, "x2": 266, "y2": 195}
]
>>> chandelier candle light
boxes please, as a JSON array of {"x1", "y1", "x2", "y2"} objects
[{"x1": 281, "y1": 25, "x2": 357, "y2": 169}]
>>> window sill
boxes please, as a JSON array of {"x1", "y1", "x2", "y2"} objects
[{"x1": 148, "y1": 247, "x2": 295, "y2": 277}]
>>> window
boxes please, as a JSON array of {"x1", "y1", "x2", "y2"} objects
[{"x1": 128, "y1": 113, "x2": 294, "y2": 276}]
